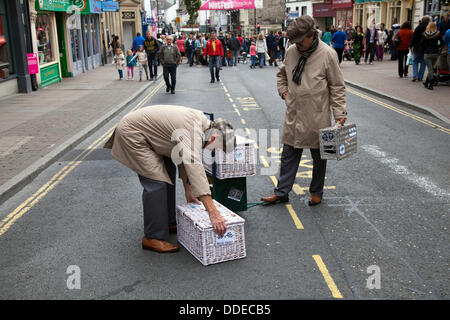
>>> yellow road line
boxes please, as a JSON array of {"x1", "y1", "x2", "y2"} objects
[
  {"x1": 312, "y1": 255, "x2": 343, "y2": 299},
  {"x1": 245, "y1": 128, "x2": 251, "y2": 135},
  {"x1": 347, "y1": 88, "x2": 450, "y2": 134},
  {"x1": 260, "y1": 155, "x2": 269, "y2": 168},
  {"x1": 241, "y1": 118, "x2": 246, "y2": 125},
  {"x1": 235, "y1": 109, "x2": 241, "y2": 116},
  {"x1": 0, "y1": 81, "x2": 164, "y2": 237},
  {"x1": 285, "y1": 204, "x2": 304, "y2": 229},
  {"x1": 270, "y1": 176, "x2": 278, "y2": 186}
]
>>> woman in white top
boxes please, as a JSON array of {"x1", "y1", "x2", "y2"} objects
[
  {"x1": 256, "y1": 33, "x2": 268, "y2": 68},
  {"x1": 376, "y1": 23, "x2": 388, "y2": 61}
]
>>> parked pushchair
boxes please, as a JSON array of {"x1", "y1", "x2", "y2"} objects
[
  {"x1": 432, "y1": 47, "x2": 450, "y2": 86},
  {"x1": 343, "y1": 44, "x2": 353, "y2": 61},
  {"x1": 237, "y1": 51, "x2": 248, "y2": 64}
]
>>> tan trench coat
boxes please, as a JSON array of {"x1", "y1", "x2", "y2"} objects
[
  {"x1": 277, "y1": 40, "x2": 347, "y2": 149},
  {"x1": 104, "y1": 105, "x2": 212, "y2": 198}
]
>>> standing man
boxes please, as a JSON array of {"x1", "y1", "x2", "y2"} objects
[
  {"x1": 364, "y1": 19, "x2": 378, "y2": 64},
  {"x1": 266, "y1": 30, "x2": 277, "y2": 66},
  {"x1": 132, "y1": 32, "x2": 145, "y2": 53},
  {"x1": 410, "y1": 15, "x2": 431, "y2": 82},
  {"x1": 104, "y1": 106, "x2": 232, "y2": 252},
  {"x1": 228, "y1": 33, "x2": 241, "y2": 66},
  {"x1": 203, "y1": 32, "x2": 224, "y2": 83},
  {"x1": 278, "y1": 31, "x2": 288, "y2": 61},
  {"x1": 158, "y1": 36, "x2": 181, "y2": 94},
  {"x1": 261, "y1": 15, "x2": 347, "y2": 206},
  {"x1": 185, "y1": 33, "x2": 195, "y2": 67},
  {"x1": 218, "y1": 31, "x2": 227, "y2": 67},
  {"x1": 331, "y1": 25, "x2": 347, "y2": 64},
  {"x1": 389, "y1": 18, "x2": 401, "y2": 60},
  {"x1": 144, "y1": 30, "x2": 161, "y2": 81}
]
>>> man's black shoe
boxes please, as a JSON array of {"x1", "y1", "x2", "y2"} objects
[
  {"x1": 171, "y1": 90, "x2": 175, "y2": 94},
  {"x1": 216, "y1": 77, "x2": 220, "y2": 82},
  {"x1": 166, "y1": 87, "x2": 170, "y2": 93},
  {"x1": 210, "y1": 79, "x2": 215, "y2": 83}
]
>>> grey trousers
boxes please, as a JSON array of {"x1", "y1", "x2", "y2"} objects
[
  {"x1": 274, "y1": 144, "x2": 327, "y2": 197},
  {"x1": 138, "y1": 157, "x2": 176, "y2": 240},
  {"x1": 424, "y1": 53, "x2": 439, "y2": 82}
]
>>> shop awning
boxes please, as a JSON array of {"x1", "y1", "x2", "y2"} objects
[
  {"x1": 313, "y1": 3, "x2": 336, "y2": 17},
  {"x1": 35, "y1": 0, "x2": 72, "y2": 12},
  {"x1": 199, "y1": 0, "x2": 256, "y2": 10},
  {"x1": 332, "y1": 0, "x2": 353, "y2": 9}
]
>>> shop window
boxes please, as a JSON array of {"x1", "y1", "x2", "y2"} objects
[
  {"x1": 0, "y1": 1, "x2": 13, "y2": 80},
  {"x1": 36, "y1": 14, "x2": 54, "y2": 65},
  {"x1": 91, "y1": 16, "x2": 98, "y2": 55},
  {"x1": 70, "y1": 29, "x2": 80, "y2": 62},
  {"x1": 390, "y1": 1, "x2": 402, "y2": 24},
  {"x1": 301, "y1": 6, "x2": 307, "y2": 16}
]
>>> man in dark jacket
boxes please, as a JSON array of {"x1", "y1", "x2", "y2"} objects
[
  {"x1": 144, "y1": 30, "x2": 161, "y2": 81},
  {"x1": 218, "y1": 31, "x2": 227, "y2": 67},
  {"x1": 227, "y1": 33, "x2": 241, "y2": 66},
  {"x1": 278, "y1": 31, "x2": 288, "y2": 61},
  {"x1": 266, "y1": 31, "x2": 278, "y2": 66},
  {"x1": 409, "y1": 15, "x2": 431, "y2": 82},
  {"x1": 389, "y1": 18, "x2": 400, "y2": 60},
  {"x1": 158, "y1": 36, "x2": 181, "y2": 94},
  {"x1": 185, "y1": 33, "x2": 195, "y2": 67}
]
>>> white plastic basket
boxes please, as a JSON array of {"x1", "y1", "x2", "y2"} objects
[{"x1": 176, "y1": 200, "x2": 246, "y2": 266}]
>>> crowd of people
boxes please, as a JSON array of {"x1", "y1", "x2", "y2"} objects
[{"x1": 109, "y1": 12, "x2": 449, "y2": 92}]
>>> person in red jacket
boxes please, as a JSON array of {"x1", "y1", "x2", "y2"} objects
[
  {"x1": 203, "y1": 32, "x2": 224, "y2": 83},
  {"x1": 393, "y1": 21, "x2": 414, "y2": 78}
]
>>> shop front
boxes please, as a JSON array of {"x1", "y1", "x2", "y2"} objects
[
  {"x1": 313, "y1": 1, "x2": 336, "y2": 31},
  {"x1": 333, "y1": 0, "x2": 353, "y2": 27},
  {"x1": 0, "y1": 0, "x2": 31, "y2": 96},
  {"x1": 67, "y1": 0, "x2": 102, "y2": 77},
  {"x1": 353, "y1": 0, "x2": 414, "y2": 30}
]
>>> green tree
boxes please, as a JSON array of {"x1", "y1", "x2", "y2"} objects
[{"x1": 184, "y1": 0, "x2": 202, "y2": 26}]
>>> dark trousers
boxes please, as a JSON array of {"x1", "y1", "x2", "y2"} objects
[
  {"x1": 147, "y1": 54, "x2": 158, "y2": 78},
  {"x1": 138, "y1": 157, "x2": 176, "y2": 241},
  {"x1": 365, "y1": 42, "x2": 376, "y2": 63},
  {"x1": 209, "y1": 55, "x2": 220, "y2": 80},
  {"x1": 274, "y1": 145, "x2": 327, "y2": 197},
  {"x1": 397, "y1": 49, "x2": 409, "y2": 77},
  {"x1": 163, "y1": 64, "x2": 177, "y2": 91},
  {"x1": 280, "y1": 48, "x2": 286, "y2": 61},
  {"x1": 186, "y1": 49, "x2": 194, "y2": 66},
  {"x1": 334, "y1": 47, "x2": 344, "y2": 64}
]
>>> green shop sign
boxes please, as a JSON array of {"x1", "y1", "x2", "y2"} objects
[
  {"x1": 36, "y1": 0, "x2": 102, "y2": 14},
  {"x1": 40, "y1": 63, "x2": 61, "y2": 87},
  {"x1": 36, "y1": 0, "x2": 72, "y2": 12}
]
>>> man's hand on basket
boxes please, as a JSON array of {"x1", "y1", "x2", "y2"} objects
[{"x1": 208, "y1": 210, "x2": 227, "y2": 237}]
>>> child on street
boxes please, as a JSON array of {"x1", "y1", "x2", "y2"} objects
[
  {"x1": 136, "y1": 45, "x2": 149, "y2": 81},
  {"x1": 250, "y1": 41, "x2": 257, "y2": 68},
  {"x1": 112, "y1": 48, "x2": 126, "y2": 80},
  {"x1": 126, "y1": 49, "x2": 137, "y2": 80}
]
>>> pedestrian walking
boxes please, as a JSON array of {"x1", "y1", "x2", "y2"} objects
[
  {"x1": 321, "y1": 27, "x2": 332, "y2": 46},
  {"x1": 345, "y1": 23, "x2": 356, "y2": 44},
  {"x1": 353, "y1": 26, "x2": 364, "y2": 65},
  {"x1": 185, "y1": 33, "x2": 195, "y2": 66},
  {"x1": 176, "y1": 35, "x2": 186, "y2": 63},
  {"x1": 228, "y1": 33, "x2": 241, "y2": 66},
  {"x1": 144, "y1": 30, "x2": 161, "y2": 80},
  {"x1": 112, "y1": 48, "x2": 125, "y2": 80},
  {"x1": 266, "y1": 31, "x2": 278, "y2": 66},
  {"x1": 421, "y1": 22, "x2": 442, "y2": 90},
  {"x1": 203, "y1": 32, "x2": 224, "y2": 83},
  {"x1": 218, "y1": 31, "x2": 228, "y2": 67},
  {"x1": 410, "y1": 15, "x2": 431, "y2": 82},
  {"x1": 261, "y1": 16, "x2": 347, "y2": 207},
  {"x1": 136, "y1": 45, "x2": 149, "y2": 81},
  {"x1": 376, "y1": 23, "x2": 388, "y2": 61},
  {"x1": 126, "y1": 49, "x2": 137, "y2": 80},
  {"x1": 103, "y1": 106, "x2": 231, "y2": 252},
  {"x1": 132, "y1": 32, "x2": 145, "y2": 53},
  {"x1": 331, "y1": 25, "x2": 347, "y2": 64},
  {"x1": 249, "y1": 41, "x2": 257, "y2": 68},
  {"x1": 279, "y1": 31, "x2": 288, "y2": 61},
  {"x1": 194, "y1": 36, "x2": 202, "y2": 65},
  {"x1": 393, "y1": 21, "x2": 414, "y2": 78},
  {"x1": 256, "y1": 33, "x2": 268, "y2": 68},
  {"x1": 158, "y1": 36, "x2": 181, "y2": 94},
  {"x1": 364, "y1": 19, "x2": 378, "y2": 64},
  {"x1": 389, "y1": 18, "x2": 400, "y2": 60}
]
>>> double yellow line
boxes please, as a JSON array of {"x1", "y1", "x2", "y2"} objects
[
  {"x1": 347, "y1": 88, "x2": 450, "y2": 135},
  {"x1": 0, "y1": 81, "x2": 164, "y2": 237}
]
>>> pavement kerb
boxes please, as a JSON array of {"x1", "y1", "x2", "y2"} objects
[
  {"x1": 344, "y1": 80, "x2": 450, "y2": 125},
  {"x1": 0, "y1": 75, "x2": 162, "y2": 206}
]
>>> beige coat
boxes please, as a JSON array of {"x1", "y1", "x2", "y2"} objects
[
  {"x1": 104, "y1": 105, "x2": 212, "y2": 198},
  {"x1": 277, "y1": 40, "x2": 347, "y2": 149}
]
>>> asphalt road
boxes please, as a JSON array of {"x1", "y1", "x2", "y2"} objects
[{"x1": 0, "y1": 61, "x2": 449, "y2": 300}]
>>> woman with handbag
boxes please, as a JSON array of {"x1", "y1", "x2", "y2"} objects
[
  {"x1": 393, "y1": 21, "x2": 413, "y2": 78},
  {"x1": 421, "y1": 22, "x2": 441, "y2": 90}
]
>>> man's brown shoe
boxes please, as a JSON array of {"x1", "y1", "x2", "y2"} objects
[
  {"x1": 142, "y1": 237, "x2": 180, "y2": 253},
  {"x1": 261, "y1": 194, "x2": 289, "y2": 204},
  {"x1": 168, "y1": 225, "x2": 177, "y2": 234},
  {"x1": 308, "y1": 195, "x2": 322, "y2": 206}
]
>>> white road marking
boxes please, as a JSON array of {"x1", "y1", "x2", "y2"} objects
[{"x1": 361, "y1": 145, "x2": 450, "y2": 198}]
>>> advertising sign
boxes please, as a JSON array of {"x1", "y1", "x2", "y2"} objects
[
  {"x1": 27, "y1": 53, "x2": 39, "y2": 74},
  {"x1": 199, "y1": 0, "x2": 256, "y2": 10},
  {"x1": 102, "y1": 0, "x2": 119, "y2": 12}
]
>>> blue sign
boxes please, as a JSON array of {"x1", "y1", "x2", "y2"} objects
[
  {"x1": 289, "y1": 11, "x2": 299, "y2": 18},
  {"x1": 102, "y1": 0, "x2": 119, "y2": 12}
]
